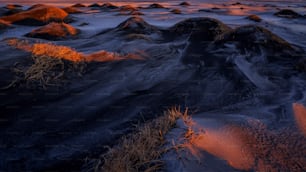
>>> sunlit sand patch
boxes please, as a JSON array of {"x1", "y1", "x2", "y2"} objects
[
  {"x1": 226, "y1": 5, "x2": 267, "y2": 16},
  {"x1": 5, "y1": 4, "x2": 22, "y2": 10},
  {"x1": 181, "y1": 117, "x2": 255, "y2": 170},
  {"x1": 293, "y1": 103, "x2": 306, "y2": 136},
  {"x1": 86, "y1": 50, "x2": 143, "y2": 62},
  {"x1": 6, "y1": 38, "x2": 84, "y2": 62},
  {"x1": 180, "y1": 112, "x2": 306, "y2": 171},
  {"x1": 5, "y1": 39, "x2": 85, "y2": 88}
]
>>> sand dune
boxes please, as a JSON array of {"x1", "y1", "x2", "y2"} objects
[
  {"x1": 25, "y1": 22, "x2": 79, "y2": 40},
  {"x1": 0, "y1": 5, "x2": 69, "y2": 25},
  {"x1": 0, "y1": 1, "x2": 305, "y2": 172}
]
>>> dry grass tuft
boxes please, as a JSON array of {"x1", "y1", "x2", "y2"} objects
[
  {"x1": 85, "y1": 51, "x2": 122, "y2": 62},
  {"x1": 6, "y1": 55, "x2": 86, "y2": 89},
  {"x1": 31, "y1": 43, "x2": 84, "y2": 62},
  {"x1": 23, "y1": 55, "x2": 85, "y2": 89},
  {"x1": 5, "y1": 39, "x2": 86, "y2": 89},
  {"x1": 95, "y1": 107, "x2": 186, "y2": 172},
  {"x1": 5, "y1": 38, "x2": 142, "y2": 89}
]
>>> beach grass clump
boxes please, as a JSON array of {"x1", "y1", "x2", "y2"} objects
[
  {"x1": 23, "y1": 54, "x2": 85, "y2": 89},
  {"x1": 6, "y1": 40, "x2": 86, "y2": 89},
  {"x1": 25, "y1": 43, "x2": 86, "y2": 88},
  {"x1": 96, "y1": 107, "x2": 186, "y2": 172},
  {"x1": 5, "y1": 38, "x2": 142, "y2": 89}
]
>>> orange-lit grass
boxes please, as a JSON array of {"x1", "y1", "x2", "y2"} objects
[
  {"x1": 6, "y1": 38, "x2": 142, "y2": 63},
  {"x1": 96, "y1": 107, "x2": 187, "y2": 172},
  {"x1": 85, "y1": 51, "x2": 122, "y2": 62},
  {"x1": 32, "y1": 43, "x2": 84, "y2": 62},
  {"x1": 5, "y1": 38, "x2": 142, "y2": 89},
  {"x1": 6, "y1": 39, "x2": 85, "y2": 88}
]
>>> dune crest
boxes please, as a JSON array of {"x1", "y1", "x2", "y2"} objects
[
  {"x1": 62, "y1": 6, "x2": 82, "y2": 14},
  {"x1": 115, "y1": 16, "x2": 160, "y2": 34},
  {"x1": 25, "y1": 22, "x2": 79, "y2": 40},
  {"x1": 0, "y1": 5, "x2": 69, "y2": 26}
]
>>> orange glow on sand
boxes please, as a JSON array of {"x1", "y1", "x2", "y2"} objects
[
  {"x1": 184, "y1": 124, "x2": 255, "y2": 170},
  {"x1": 293, "y1": 103, "x2": 306, "y2": 136},
  {"x1": 182, "y1": 108, "x2": 306, "y2": 171}
]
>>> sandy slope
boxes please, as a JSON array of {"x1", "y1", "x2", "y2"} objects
[{"x1": 0, "y1": 1, "x2": 305, "y2": 172}]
